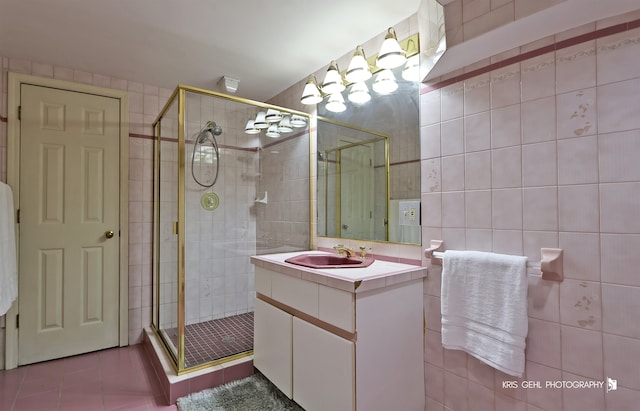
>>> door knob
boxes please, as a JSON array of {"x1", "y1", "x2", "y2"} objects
[{"x1": 105, "y1": 230, "x2": 115, "y2": 239}]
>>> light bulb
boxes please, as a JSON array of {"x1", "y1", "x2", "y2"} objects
[
  {"x1": 348, "y1": 82, "x2": 371, "y2": 104},
  {"x1": 372, "y1": 69, "x2": 398, "y2": 94},
  {"x1": 376, "y1": 27, "x2": 406, "y2": 69},
  {"x1": 325, "y1": 93, "x2": 347, "y2": 113}
]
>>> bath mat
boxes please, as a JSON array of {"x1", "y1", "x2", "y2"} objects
[{"x1": 176, "y1": 372, "x2": 304, "y2": 411}]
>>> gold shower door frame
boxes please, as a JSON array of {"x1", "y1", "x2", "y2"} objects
[{"x1": 151, "y1": 84, "x2": 312, "y2": 375}]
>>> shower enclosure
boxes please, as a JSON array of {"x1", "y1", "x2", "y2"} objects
[{"x1": 152, "y1": 85, "x2": 311, "y2": 374}]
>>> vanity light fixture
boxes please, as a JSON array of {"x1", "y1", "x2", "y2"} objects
[
  {"x1": 325, "y1": 93, "x2": 347, "y2": 113},
  {"x1": 290, "y1": 115, "x2": 307, "y2": 127},
  {"x1": 265, "y1": 123, "x2": 281, "y2": 138},
  {"x1": 277, "y1": 116, "x2": 293, "y2": 132},
  {"x1": 244, "y1": 119, "x2": 261, "y2": 134},
  {"x1": 345, "y1": 45, "x2": 372, "y2": 83},
  {"x1": 321, "y1": 61, "x2": 345, "y2": 95},
  {"x1": 254, "y1": 111, "x2": 269, "y2": 129},
  {"x1": 265, "y1": 109, "x2": 283, "y2": 122},
  {"x1": 347, "y1": 82, "x2": 371, "y2": 104},
  {"x1": 298, "y1": 29, "x2": 419, "y2": 109},
  {"x1": 401, "y1": 54, "x2": 420, "y2": 81},
  {"x1": 301, "y1": 75, "x2": 323, "y2": 105},
  {"x1": 376, "y1": 27, "x2": 407, "y2": 69},
  {"x1": 372, "y1": 69, "x2": 398, "y2": 94}
]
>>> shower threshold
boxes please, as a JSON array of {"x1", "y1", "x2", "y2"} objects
[{"x1": 163, "y1": 312, "x2": 254, "y2": 369}]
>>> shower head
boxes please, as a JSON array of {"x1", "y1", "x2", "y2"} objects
[{"x1": 205, "y1": 121, "x2": 223, "y2": 136}]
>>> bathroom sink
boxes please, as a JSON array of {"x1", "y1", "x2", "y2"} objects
[{"x1": 285, "y1": 253, "x2": 375, "y2": 269}]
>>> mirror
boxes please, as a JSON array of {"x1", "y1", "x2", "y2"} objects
[{"x1": 317, "y1": 63, "x2": 421, "y2": 245}]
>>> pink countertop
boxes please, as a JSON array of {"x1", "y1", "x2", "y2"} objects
[{"x1": 251, "y1": 250, "x2": 427, "y2": 293}]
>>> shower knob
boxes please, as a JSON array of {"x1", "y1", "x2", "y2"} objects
[{"x1": 105, "y1": 230, "x2": 115, "y2": 239}]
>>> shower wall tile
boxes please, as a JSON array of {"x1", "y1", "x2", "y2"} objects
[
  {"x1": 556, "y1": 41, "x2": 597, "y2": 94},
  {"x1": 557, "y1": 135, "x2": 598, "y2": 184},
  {"x1": 559, "y1": 232, "x2": 601, "y2": 281},
  {"x1": 602, "y1": 283, "x2": 640, "y2": 340},
  {"x1": 527, "y1": 274, "x2": 560, "y2": 322},
  {"x1": 441, "y1": 119, "x2": 464, "y2": 156},
  {"x1": 419, "y1": 13, "x2": 640, "y2": 409},
  {"x1": 561, "y1": 371, "x2": 605, "y2": 411},
  {"x1": 465, "y1": 190, "x2": 491, "y2": 228},
  {"x1": 603, "y1": 333, "x2": 640, "y2": 390},
  {"x1": 556, "y1": 88, "x2": 596, "y2": 140},
  {"x1": 490, "y1": 104, "x2": 521, "y2": 148},
  {"x1": 491, "y1": 146, "x2": 521, "y2": 188},
  {"x1": 600, "y1": 234, "x2": 640, "y2": 287},
  {"x1": 596, "y1": 27, "x2": 640, "y2": 85},
  {"x1": 525, "y1": 318, "x2": 561, "y2": 368},
  {"x1": 465, "y1": 228, "x2": 492, "y2": 252},
  {"x1": 599, "y1": 129, "x2": 640, "y2": 182},
  {"x1": 441, "y1": 83, "x2": 464, "y2": 121},
  {"x1": 441, "y1": 154, "x2": 465, "y2": 191},
  {"x1": 464, "y1": 150, "x2": 491, "y2": 189},
  {"x1": 597, "y1": 77, "x2": 640, "y2": 134},
  {"x1": 464, "y1": 73, "x2": 491, "y2": 115},
  {"x1": 491, "y1": 229, "x2": 522, "y2": 255},
  {"x1": 490, "y1": 63, "x2": 521, "y2": 109},
  {"x1": 521, "y1": 52, "x2": 556, "y2": 102},
  {"x1": 522, "y1": 187, "x2": 557, "y2": 231},
  {"x1": 558, "y1": 184, "x2": 599, "y2": 232},
  {"x1": 600, "y1": 182, "x2": 640, "y2": 233},
  {"x1": 421, "y1": 124, "x2": 441, "y2": 160},
  {"x1": 464, "y1": 111, "x2": 491, "y2": 152},
  {"x1": 522, "y1": 141, "x2": 557, "y2": 187}
]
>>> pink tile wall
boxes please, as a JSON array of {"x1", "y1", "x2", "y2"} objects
[{"x1": 421, "y1": 14, "x2": 640, "y2": 411}]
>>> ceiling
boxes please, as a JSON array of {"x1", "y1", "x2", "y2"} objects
[{"x1": 0, "y1": 0, "x2": 421, "y2": 102}]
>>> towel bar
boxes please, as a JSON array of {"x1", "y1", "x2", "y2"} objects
[{"x1": 425, "y1": 242, "x2": 563, "y2": 282}]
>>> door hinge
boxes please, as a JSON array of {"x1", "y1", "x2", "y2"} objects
[
  {"x1": 16, "y1": 314, "x2": 19, "y2": 328},
  {"x1": 16, "y1": 209, "x2": 20, "y2": 223},
  {"x1": 18, "y1": 105, "x2": 21, "y2": 121}
]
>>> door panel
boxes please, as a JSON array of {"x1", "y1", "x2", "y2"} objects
[
  {"x1": 340, "y1": 143, "x2": 374, "y2": 239},
  {"x1": 18, "y1": 84, "x2": 121, "y2": 365}
]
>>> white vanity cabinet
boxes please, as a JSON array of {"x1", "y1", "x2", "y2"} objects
[{"x1": 252, "y1": 252, "x2": 426, "y2": 411}]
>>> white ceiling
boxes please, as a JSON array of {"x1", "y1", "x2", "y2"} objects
[{"x1": 0, "y1": 0, "x2": 421, "y2": 101}]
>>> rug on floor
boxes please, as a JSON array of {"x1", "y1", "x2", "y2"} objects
[{"x1": 176, "y1": 372, "x2": 305, "y2": 411}]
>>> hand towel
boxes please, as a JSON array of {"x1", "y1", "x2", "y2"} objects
[
  {"x1": 0, "y1": 182, "x2": 18, "y2": 316},
  {"x1": 441, "y1": 250, "x2": 528, "y2": 377}
]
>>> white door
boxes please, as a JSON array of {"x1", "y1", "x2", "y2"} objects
[
  {"x1": 340, "y1": 143, "x2": 374, "y2": 240},
  {"x1": 18, "y1": 84, "x2": 121, "y2": 365}
]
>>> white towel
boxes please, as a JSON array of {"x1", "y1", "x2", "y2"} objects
[
  {"x1": 0, "y1": 182, "x2": 18, "y2": 316},
  {"x1": 441, "y1": 250, "x2": 528, "y2": 377}
]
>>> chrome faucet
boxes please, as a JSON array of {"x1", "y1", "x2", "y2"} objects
[{"x1": 333, "y1": 244, "x2": 355, "y2": 258}]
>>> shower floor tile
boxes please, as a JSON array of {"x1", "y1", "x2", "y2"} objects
[{"x1": 165, "y1": 312, "x2": 254, "y2": 368}]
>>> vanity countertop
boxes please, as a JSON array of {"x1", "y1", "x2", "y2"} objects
[{"x1": 251, "y1": 250, "x2": 427, "y2": 293}]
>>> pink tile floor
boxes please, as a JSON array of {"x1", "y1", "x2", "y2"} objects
[{"x1": 0, "y1": 345, "x2": 177, "y2": 411}]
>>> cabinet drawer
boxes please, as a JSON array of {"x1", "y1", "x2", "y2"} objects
[
  {"x1": 271, "y1": 272, "x2": 319, "y2": 317},
  {"x1": 319, "y1": 285, "x2": 355, "y2": 332}
]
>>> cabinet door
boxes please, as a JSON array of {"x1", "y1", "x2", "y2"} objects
[
  {"x1": 254, "y1": 298, "x2": 293, "y2": 398},
  {"x1": 293, "y1": 317, "x2": 354, "y2": 411}
]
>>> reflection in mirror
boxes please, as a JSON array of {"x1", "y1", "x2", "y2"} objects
[
  {"x1": 317, "y1": 62, "x2": 421, "y2": 245},
  {"x1": 317, "y1": 122, "x2": 389, "y2": 241}
]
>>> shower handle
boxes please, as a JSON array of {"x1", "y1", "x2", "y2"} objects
[{"x1": 105, "y1": 230, "x2": 115, "y2": 239}]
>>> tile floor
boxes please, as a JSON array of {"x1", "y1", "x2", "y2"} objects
[
  {"x1": 0, "y1": 345, "x2": 177, "y2": 411},
  {"x1": 164, "y1": 312, "x2": 254, "y2": 368}
]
